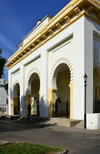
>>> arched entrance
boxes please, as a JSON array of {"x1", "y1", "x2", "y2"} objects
[
  {"x1": 13, "y1": 83, "x2": 20, "y2": 115},
  {"x1": 53, "y1": 63, "x2": 70, "y2": 117},
  {"x1": 93, "y1": 67, "x2": 100, "y2": 113},
  {"x1": 27, "y1": 72, "x2": 40, "y2": 116},
  {"x1": 48, "y1": 58, "x2": 74, "y2": 118},
  {"x1": 56, "y1": 64, "x2": 70, "y2": 117}
]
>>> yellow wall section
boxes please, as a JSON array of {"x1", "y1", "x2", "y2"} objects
[
  {"x1": 12, "y1": 97, "x2": 18, "y2": 115},
  {"x1": 57, "y1": 70, "x2": 70, "y2": 102},
  {"x1": 48, "y1": 89, "x2": 57, "y2": 117},
  {"x1": 48, "y1": 68, "x2": 70, "y2": 117}
]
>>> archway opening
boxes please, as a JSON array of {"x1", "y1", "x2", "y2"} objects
[
  {"x1": 54, "y1": 63, "x2": 70, "y2": 117},
  {"x1": 14, "y1": 83, "x2": 20, "y2": 115},
  {"x1": 93, "y1": 67, "x2": 100, "y2": 113},
  {"x1": 28, "y1": 73, "x2": 40, "y2": 116}
]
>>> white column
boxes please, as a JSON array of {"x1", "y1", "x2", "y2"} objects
[
  {"x1": 40, "y1": 49, "x2": 48, "y2": 117},
  {"x1": 84, "y1": 18, "x2": 93, "y2": 114},
  {"x1": 20, "y1": 64, "x2": 25, "y2": 116},
  {"x1": 73, "y1": 17, "x2": 93, "y2": 120},
  {"x1": 73, "y1": 17, "x2": 85, "y2": 119}
]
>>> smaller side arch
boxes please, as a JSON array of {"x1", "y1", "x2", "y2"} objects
[
  {"x1": 13, "y1": 80, "x2": 20, "y2": 97},
  {"x1": 12, "y1": 80, "x2": 20, "y2": 115},
  {"x1": 26, "y1": 67, "x2": 41, "y2": 94},
  {"x1": 50, "y1": 57, "x2": 73, "y2": 89}
]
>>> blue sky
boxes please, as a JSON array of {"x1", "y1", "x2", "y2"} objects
[{"x1": 0, "y1": 0, "x2": 70, "y2": 80}]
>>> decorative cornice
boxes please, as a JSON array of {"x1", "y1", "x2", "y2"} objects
[
  {"x1": 86, "y1": 5, "x2": 93, "y2": 14},
  {"x1": 56, "y1": 23, "x2": 62, "y2": 30},
  {"x1": 49, "y1": 29, "x2": 54, "y2": 35},
  {"x1": 97, "y1": 12, "x2": 100, "y2": 20},
  {"x1": 6, "y1": 0, "x2": 100, "y2": 69},
  {"x1": 74, "y1": 7, "x2": 81, "y2": 16},
  {"x1": 64, "y1": 15, "x2": 71, "y2": 24},
  {"x1": 92, "y1": 0, "x2": 100, "y2": 6},
  {"x1": 42, "y1": 34, "x2": 47, "y2": 40}
]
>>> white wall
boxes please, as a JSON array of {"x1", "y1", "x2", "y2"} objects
[
  {"x1": 8, "y1": 14, "x2": 100, "y2": 119},
  {"x1": 87, "y1": 113, "x2": 100, "y2": 129},
  {"x1": 0, "y1": 84, "x2": 8, "y2": 106},
  {"x1": 40, "y1": 49, "x2": 48, "y2": 117},
  {"x1": 84, "y1": 17, "x2": 93, "y2": 115},
  {"x1": 72, "y1": 17, "x2": 85, "y2": 119},
  {"x1": 85, "y1": 17, "x2": 100, "y2": 115}
]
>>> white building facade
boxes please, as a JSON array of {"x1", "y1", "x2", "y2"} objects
[
  {"x1": 6, "y1": 0, "x2": 100, "y2": 120},
  {"x1": 0, "y1": 78, "x2": 8, "y2": 115}
]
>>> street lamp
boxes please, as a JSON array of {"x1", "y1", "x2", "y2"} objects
[{"x1": 83, "y1": 73, "x2": 88, "y2": 129}]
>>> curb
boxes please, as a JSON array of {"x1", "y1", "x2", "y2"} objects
[
  {"x1": 0, "y1": 140, "x2": 10, "y2": 146},
  {"x1": 45, "y1": 126, "x2": 100, "y2": 134}
]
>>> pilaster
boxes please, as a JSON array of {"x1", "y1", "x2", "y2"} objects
[
  {"x1": 20, "y1": 64, "x2": 25, "y2": 115},
  {"x1": 84, "y1": 17, "x2": 93, "y2": 114},
  {"x1": 40, "y1": 50, "x2": 48, "y2": 117},
  {"x1": 69, "y1": 83, "x2": 73, "y2": 119},
  {"x1": 48, "y1": 89, "x2": 57, "y2": 117},
  {"x1": 25, "y1": 94, "x2": 32, "y2": 116}
]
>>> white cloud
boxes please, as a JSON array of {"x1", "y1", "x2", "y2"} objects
[{"x1": 0, "y1": 33, "x2": 16, "y2": 52}]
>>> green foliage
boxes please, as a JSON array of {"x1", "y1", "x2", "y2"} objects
[
  {"x1": 0, "y1": 48, "x2": 2, "y2": 54},
  {"x1": 0, "y1": 48, "x2": 6, "y2": 78},
  {"x1": 0, "y1": 142, "x2": 63, "y2": 154},
  {"x1": 4, "y1": 83, "x2": 8, "y2": 94}
]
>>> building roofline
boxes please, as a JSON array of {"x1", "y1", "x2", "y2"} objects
[
  {"x1": 18, "y1": 15, "x2": 52, "y2": 48},
  {"x1": 5, "y1": 0, "x2": 100, "y2": 69}
]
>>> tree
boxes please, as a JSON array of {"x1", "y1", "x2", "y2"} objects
[
  {"x1": 4, "y1": 82, "x2": 8, "y2": 94},
  {"x1": 0, "y1": 48, "x2": 6, "y2": 78}
]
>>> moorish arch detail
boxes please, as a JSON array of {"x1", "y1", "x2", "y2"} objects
[
  {"x1": 26, "y1": 67, "x2": 41, "y2": 93},
  {"x1": 50, "y1": 57, "x2": 73, "y2": 88},
  {"x1": 13, "y1": 80, "x2": 20, "y2": 97},
  {"x1": 13, "y1": 80, "x2": 20, "y2": 87}
]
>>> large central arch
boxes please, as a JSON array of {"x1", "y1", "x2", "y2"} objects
[
  {"x1": 50, "y1": 58, "x2": 73, "y2": 88},
  {"x1": 48, "y1": 58, "x2": 74, "y2": 118}
]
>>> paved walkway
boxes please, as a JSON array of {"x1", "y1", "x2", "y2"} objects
[
  {"x1": 0, "y1": 120, "x2": 100, "y2": 146},
  {"x1": 46, "y1": 125, "x2": 100, "y2": 134}
]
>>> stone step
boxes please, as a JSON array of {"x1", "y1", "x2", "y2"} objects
[
  {"x1": 18, "y1": 116, "x2": 49, "y2": 123},
  {"x1": 10, "y1": 115, "x2": 21, "y2": 120},
  {"x1": 38, "y1": 118, "x2": 82, "y2": 127},
  {"x1": 11, "y1": 116, "x2": 82, "y2": 127},
  {"x1": 74, "y1": 120, "x2": 84, "y2": 128}
]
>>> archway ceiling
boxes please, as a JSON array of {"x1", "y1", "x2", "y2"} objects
[
  {"x1": 31, "y1": 73, "x2": 39, "y2": 83},
  {"x1": 58, "y1": 63, "x2": 69, "y2": 73}
]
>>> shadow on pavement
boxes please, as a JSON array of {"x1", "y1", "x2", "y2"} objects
[{"x1": 0, "y1": 116, "x2": 57, "y2": 133}]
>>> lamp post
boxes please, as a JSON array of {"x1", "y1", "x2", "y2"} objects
[{"x1": 83, "y1": 73, "x2": 88, "y2": 129}]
